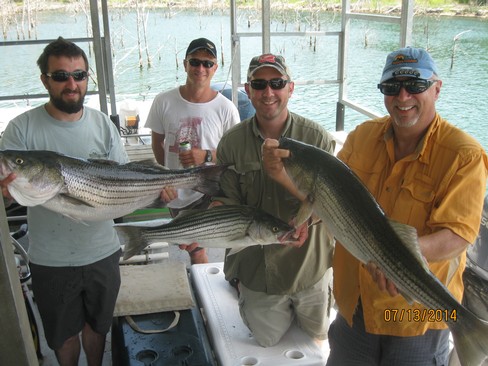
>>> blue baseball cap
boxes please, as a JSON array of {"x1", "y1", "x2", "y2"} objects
[{"x1": 380, "y1": 47, "x2": 438, "y2": 83}]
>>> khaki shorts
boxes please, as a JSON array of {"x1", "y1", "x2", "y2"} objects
[{"x1": 238, "y1": 267, "x2": 333, "y2": 347}]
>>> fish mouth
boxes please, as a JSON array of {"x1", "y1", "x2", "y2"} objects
[{"x1": 277, "y1": 229, "x2": 296, "y2": 243}]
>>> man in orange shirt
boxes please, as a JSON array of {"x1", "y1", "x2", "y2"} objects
[{"x1": 263, "y1": 47, "x2": 488, "y2": 365}]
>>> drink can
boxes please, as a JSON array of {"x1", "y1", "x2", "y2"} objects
[
  {"x1": 179, "y1": 141, "x2": 194, "y2": 168},
  {"x1": 179, "y1": 141, "x2": 191, "y2": 152}
]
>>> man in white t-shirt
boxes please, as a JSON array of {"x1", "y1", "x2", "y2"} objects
[{"x1": 145, "y1": 37, "x2": 240, "y2": 263}]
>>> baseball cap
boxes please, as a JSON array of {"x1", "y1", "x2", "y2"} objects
[
  {"x1": 185, "y1": 38, "x2": 217, "y2": 58},
  {"x1": 247, "y1": 54, "x2": 291, "y2": 81},
  {"x1": 380, "y1": 47, "x2": 438, "y2": 83}
]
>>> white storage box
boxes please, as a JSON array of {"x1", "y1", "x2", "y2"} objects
[{"x1": 190, "y1": 262, "x2": 327, "y2": 366}]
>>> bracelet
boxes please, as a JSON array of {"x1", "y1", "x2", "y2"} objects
[{"x1": 189, "y1": 246, "x2": 205, "y2": 255}]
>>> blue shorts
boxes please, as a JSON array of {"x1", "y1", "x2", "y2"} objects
[
  {"x1": 30, "y1": 250, "x2": 121, "y2": 350},
  {"x1": 326, "y1": 302, "x2": 450, "y2": 366}
]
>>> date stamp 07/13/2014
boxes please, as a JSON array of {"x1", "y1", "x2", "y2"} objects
[{"x1": 383, "y1": 308, "x2": 458, "y2": 323}]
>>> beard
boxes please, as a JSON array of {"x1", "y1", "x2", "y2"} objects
[{"x1": 49, "y1": 89, "x2": 86, "y2": 114}]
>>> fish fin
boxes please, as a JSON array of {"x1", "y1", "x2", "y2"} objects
[
  {"x1": 87, "y1": 158, "x2": 120, "y2": 165},
  {"x1": 125, "y1": 160, "x2": 170, "y2": 170},
  {"x1": 192, "y1": 164, "x2": 230, "y2": 196},
  {"x1": 58, "y1": 194, "x2": 96, "y2": 208},
  {"x1": 388, "y1": 219, "x2": 429, "y2": 273},
  {"x1": 295, "y1": 196, "x2": 315, "y2": 227},
  {"x1": 115, "y1": 225, "x2": 151, "y2": 260},
  {"x1": 173, "y1": 208, "x2": 206, "y2": 219},
  {"x1": 450, "y1": 308, "x2": 488, "y2": 366},
  {"x1": 388, "y1": 219, "x2": 429, "y2": 305},
  {"x1": 144, "y1": 198, "x2": 168, "y2": 209}
]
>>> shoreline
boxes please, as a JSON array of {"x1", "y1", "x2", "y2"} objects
[{"x1": 5, "y1": 1, "x2": 488, "y2": 19}]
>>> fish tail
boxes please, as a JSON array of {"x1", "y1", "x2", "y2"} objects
[
  {"x1": 116, "y1": 226, "x2": 150, "y2": 260},
  {"x1": 451, "y1": 307, "x2": 488, "y2": 366},
  {"x1": 192, "y1": 164, "x2": 229, "y2": 196}
]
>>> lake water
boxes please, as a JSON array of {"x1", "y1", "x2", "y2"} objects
[{"x1": 1, "y1": 7, "x2": 487, "y2": 152}]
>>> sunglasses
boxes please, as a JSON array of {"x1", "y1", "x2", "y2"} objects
[
  {"x1": 377, "y1": 79, "x2": 437, "y2": 96},
  {"x1": 249, "y1": 78, "x2": 289, "y2": 90},
  {"x1": 187, "y1": 59, "x2": 215, "y2": 68},
  {"x1": 45, "y1": 70, "x2": 88, "y2": 82}
]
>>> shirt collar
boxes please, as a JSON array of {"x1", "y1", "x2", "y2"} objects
[
  {"x1": 251, "y1": 113, "x2": 293, "y2": 140},
  {"x1": 383, "y1": 113, "x2": 441, "y2": 162}
]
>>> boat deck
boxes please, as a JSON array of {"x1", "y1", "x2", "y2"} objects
[{"x1": 34, "y1": 244, "x2": 227, "y2": 365}]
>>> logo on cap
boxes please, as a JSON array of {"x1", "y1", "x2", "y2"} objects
[
  {"x1": 392, "y1": 54, "x2": 418, "y2": 65},
  {"x1": 258, "y1": 54, "x2": 279, "y2": 64}
]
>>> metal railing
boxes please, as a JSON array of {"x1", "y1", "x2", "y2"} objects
[{"x1": 229, "y1": 0, "x2": 414, "y2": 131}]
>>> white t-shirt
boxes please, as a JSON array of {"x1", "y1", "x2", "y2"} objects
[{"x1": 145, "y1": 87, "x2": 240, "y2": 208}]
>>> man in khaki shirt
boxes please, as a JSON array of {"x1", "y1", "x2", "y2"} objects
[{"x1": 213, "y1": 54, "x2": 336, "y2": 347}]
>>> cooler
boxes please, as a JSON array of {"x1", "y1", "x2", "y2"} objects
[{"x1": 190, "y1": 262, "x2": 326, "y2": 366}]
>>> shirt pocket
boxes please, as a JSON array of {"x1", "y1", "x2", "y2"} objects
[
  {"x1": 398, "y1": 172, "x2": 435, "y2": 229},
  {"x1": 235, "y1": 161, "x2": 262, "y2": 206}
]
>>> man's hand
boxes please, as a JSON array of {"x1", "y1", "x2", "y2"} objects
[
  {"x1": 160, "y1": 186, "x2": 177, "y2": 203},
  {"x1": 262, "y1": 138, "x2": 289, "y2": 183},
  {"x1": 282, "y1": 219, "x2": 309, "y2": 248},
  {"x1": 1, "y1": 173, "x2": 16, "y2": 199},
  {"x1": 262, "y1": 139, "x2": 307, "y2": 202},
  {"x1": 365, "y1": 262, "x2": 399, "y2": 297},
  {"x1": 178, "y1": 242, "x2": 208, "y2": 264},
  {"x1": 179, "y1": 148, "x2": 208, "y2": 167}
]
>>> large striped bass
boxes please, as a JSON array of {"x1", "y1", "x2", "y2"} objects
[
  {"x1": 117, "y1": 205, "x2": 295, "y2": 260},
  {"x1": 278, "y1": 137, "x2": 488, "y2": 366},
  {"x1": 0, "y1": 149, "x2": 228, "y2": 222}
]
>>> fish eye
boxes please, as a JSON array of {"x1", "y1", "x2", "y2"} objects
[
  {"x1": 15, "y1": 158, "x2": 24, "y2": 165},
  {"x1": 272, "y1": 226, "x2": 279, "y2": 233}
]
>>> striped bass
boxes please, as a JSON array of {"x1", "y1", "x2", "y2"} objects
[
  {"x1": 0, "y1": 149, "x2": 228, "y2": 222},
  {"x1": 278, "y1": 137, "x2": 488, "y2": 366},
  {"x1": 117, "y1": 205, "x2": 295, "y2": 260}
]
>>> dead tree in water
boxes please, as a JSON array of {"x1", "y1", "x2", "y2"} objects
[
  {"x1": 134, "y1": 0, "x2": 151, "y2": 69},
  {"x1": 450, "y1": 30, "x2": 471, "y2": 70}
]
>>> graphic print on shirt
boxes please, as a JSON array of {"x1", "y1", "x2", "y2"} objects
[{"x1": 168, "y1": 116, "x2": 203, "y2": 154}]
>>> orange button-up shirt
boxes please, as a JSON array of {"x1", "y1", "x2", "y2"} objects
[{"x1": 335, "y1": 114, "x2": 488, "y2": 336}]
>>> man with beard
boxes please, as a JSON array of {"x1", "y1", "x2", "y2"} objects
[{"x1": 0, "y1": 37, "x2": 129, "y2": 366}]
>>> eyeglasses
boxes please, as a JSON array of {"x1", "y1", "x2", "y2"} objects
[
  {"x1": 187, "y1": 59, "x2": 215, "y2": 68},
  {"x1": 377, "y1": 79, "x2": 437, "y2": 96},
  {"x1": 249, "y1": 78, "x2": 289, "y2": 90},
  {"x1": 45, "y1": 70, "x2": 88, "y2": 82}
]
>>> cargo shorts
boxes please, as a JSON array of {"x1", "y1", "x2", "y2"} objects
[{"x1": 238, "y1": 267, "x2": 333, "y2": 347}]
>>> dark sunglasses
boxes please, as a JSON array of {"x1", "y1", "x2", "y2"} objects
[
  {"x1": 45, "y1": 70, "x2": 88, "y2": 82},
  {"x1": 249, "y1": 78, "x2": 289, "y2": 90},
  {"x1": 377, "y1": 79, "x2": 437, "y2": 96},
  {"x1": 187, "y1": 59, "x2": 215, "y2": 68}
]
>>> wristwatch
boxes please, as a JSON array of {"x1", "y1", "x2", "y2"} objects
[{"x1": 205, "y1": 150, "x2": 212, "y2": 163}]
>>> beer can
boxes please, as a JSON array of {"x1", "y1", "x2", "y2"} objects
[
  {"x1": 179, "y1": 141, "x2": 192, "y2": 152},
  {"x1": 179, "y1": 141, "x2": 194, "y2": 168}
]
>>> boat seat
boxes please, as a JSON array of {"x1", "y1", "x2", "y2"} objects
[{"x1": 124, "y1": 143, "x2": 156, "y2": 162}]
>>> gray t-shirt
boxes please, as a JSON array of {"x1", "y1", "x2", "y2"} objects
[{"x1": 0, "y1": 105, "x2": 128, "y2": 266}]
